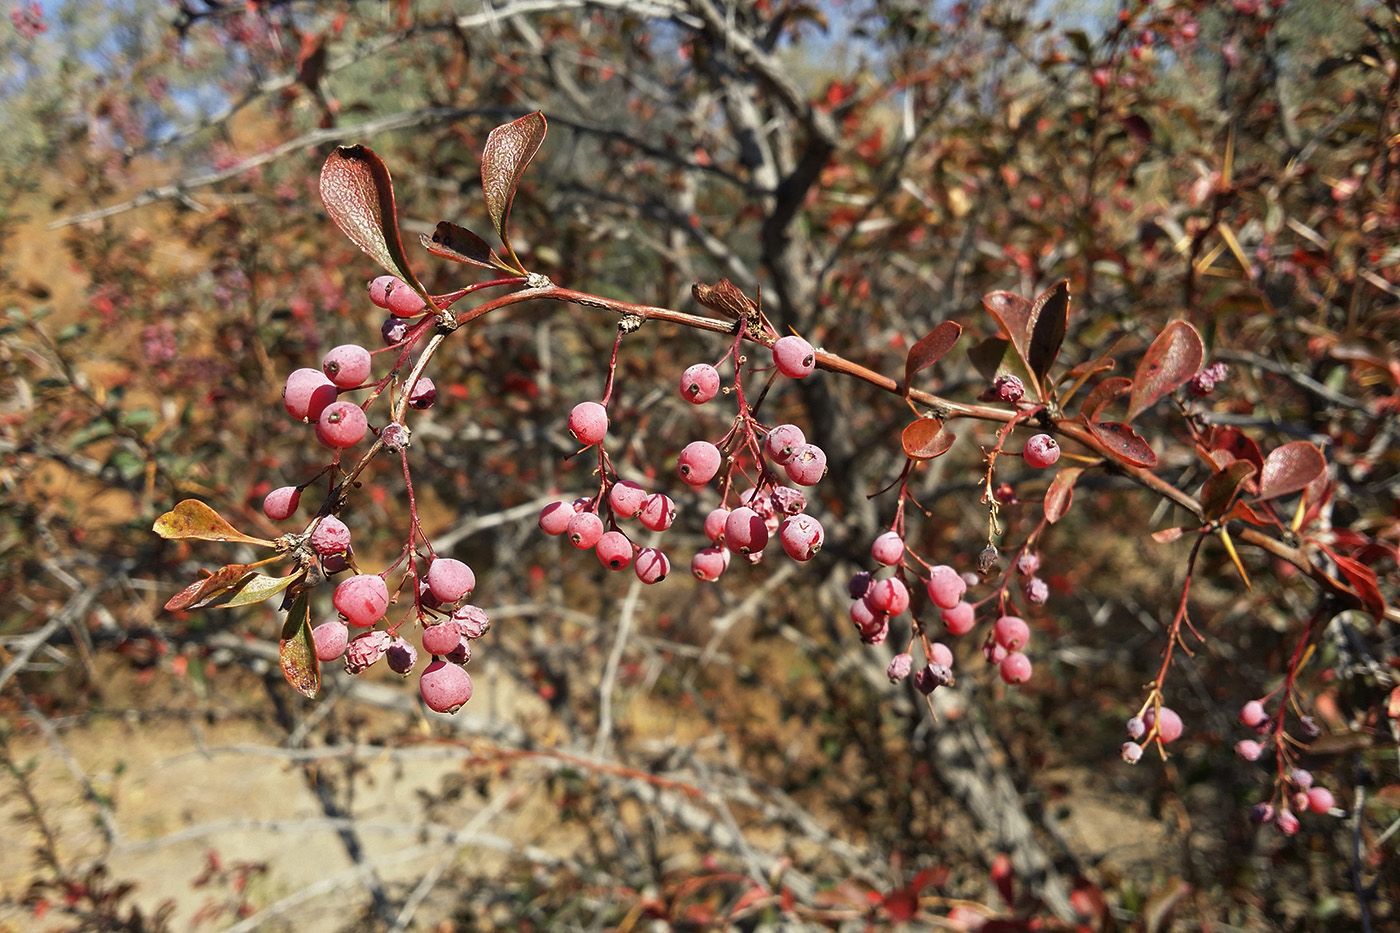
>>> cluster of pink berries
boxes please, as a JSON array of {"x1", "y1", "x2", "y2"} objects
[
  {"x1": 1120, "y1": 705, "x2": 1183, "y2": 763},
  {"x1": 1235, "y1": 699, "x2": 1336, "y2": 834}
]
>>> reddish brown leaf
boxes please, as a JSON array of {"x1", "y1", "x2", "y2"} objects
[
  {"x1": 901, "y1": 418, "x2": 956, "y2": 460},
  {"x1": 982, "y1": 291, "x2": 1036, "y2": 391},
  {"x1": 1201, "y1": 460, "x2": 1257, "y2": 521},
  {"x1": 320, "y1": 146, "x2": 426, "y2": 294},
  {"x1": 205, "y1": 571, "x2": 300, "y2": 609},
  {"x1": 1256, "y1": 441, "x2": 1327, "y2": 501},
  {"x1": 482, "y1": 111, "x2": 547, "y2": 266},
  {"x1": 1128, "y1": 321, "x2": 1204, "y2": 421},
  {"x1": 1027, "y1": 279, "x2": 1070, "y2": 384},
  {"x1": 902, "y1": 321, "x2": 962, "y2": 396},
  {"x1": 279, "y1": 590, "x2": 320, "y2": 699},
  {"x1": 1044, "y1": 467, "x2": 1083, "y2": 524},
  {"x1": 421, "y1": 222, "x2": 513, "y2": 272},
  {"x1": 1080, "y1": 377, "x2": 1132, "y2": 421},
  {"x1": 165, "y1": 563, "x2": 257, "y2": 612},
  {"x1": 153, "y1": 500, "x2": 274, "y2": 547},
  {"x1": 1085, "y1": 419, "x2": 1157, "y2": 467},
  {"x1": 1334, "y1": 555, "x2": 1386, "y2": 620},
  {"x1": 1225, "y1": 499, "x2": 1269, "y2": 526},
  {"x1": 1207, "y1": 426, "x2": 1265, "y2": 474},
  {"x1": 692, "y1": 279, "x2": 759, "y2": 321}
]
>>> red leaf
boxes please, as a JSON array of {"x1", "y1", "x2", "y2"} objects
[
  {"x1": 1027, "y1": 279, "x2": 1070, "y2": 384},
  {"x1": 881, "y1": 887, "x2": 919, "y2": 922},
  {"x1": 982, "y1": 291, "x2": 1036, "y2": 390},
  {"x1": 1085, "y1": 419, "x2": 1158, "y2": 467},
  {"x1": 481, "y1": 111, "x2": 547, "y2": 268},
  {"x1": 1256, "y1": 441, "x2": 1327, "y2": 501},
  {"x1": 164, "y1": 564, "x2": 257, "y2": 612},
  {"x1": 1128, "y1": 321, "x2": 1204, "y2": 420},
  {"x1": 1152, "y1": 527, "x2": 1185, "y2": 543},
  {"x1": 1334, "y1": 554, "x2": 1386, "y2": 620},
  {"x1": 320, "y1": 146, "x2": 426, "y2": 295},
  {"x1": 421, "y1": 222, "x2": 514, "y2": 272},
  {"x1": 1206, "y1": 426, "x2": 1265, "y2": 474},
  {"x1": 1200, "y1": 460, "x2": 1257, "y2": 521},
  {"x1": 153, "y1": 500, "x2": 274, "y2": 547},
  {"x1": 989, "y1": 853, "x2": 1014, "y2": 906},
  {"x1": 279, "y1": 590, "x2": 320, "y2": 698},
  {"x1": 901, "y1": 418, "x2": 956, "y2": 460},
  {"x1": 1080, "y1": 376, "x2": 1132, "y2": 421},
  {"x1": 903, "y1": 321, "x2": 962, "y2": 396},
  {"x1": 1044, "y1": 467, "x2": 1083, "y2": 524}
]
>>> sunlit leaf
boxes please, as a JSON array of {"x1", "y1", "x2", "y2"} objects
[
  {"x1": 279, "y1": 589, "x2": 320, "y2": 698},
  {"x1": 320, "y1": 146, "x2": 427, "y2": 296},
  {"x1": 1201, "y1": 461, "x2": 1257, "y2": 521},
  {"x1": 206, "y1": 571, "x2": 301, "y2": 609},
  {"x1": 902, "y1": 321, "x2": 962, "y2": 396},
  {"x1": 1084, "y1": 420, "x2": 1157, "y2": 467},
  {"x1": 901, "y1": 418, "x2": 956, "y2": 460},
  {"x1": 481, "y1": 111, "x2": 547, "y2": 270},
  {"x1": 1333, "y1": 554, "x2": 1386, "y2": 620},
  {"x1": 1044, "y1": 467, "x2": 1083, "y2": 524},
  {"x1": 1027, "y1": 279, "x2": 1069, "y2": 385},
  {"x1": 1256, "y1": 441, "x2": 1327, "y2": 501},
  {"x1": 153, "y1": 500, "x2": 274, "y2": 547},
  {"x1": 981, "y1": 291, "x2": 1035, "y2": 389},
  {"x1": 1128, "y1": 321, "x2": 1204, "y2": 421},
  {"x1": 1152, "y1": 527, "x2": 1185, "y2": 543},
  {"x1": 421, "y1": 222, "x2": 515, "y2": 272}
]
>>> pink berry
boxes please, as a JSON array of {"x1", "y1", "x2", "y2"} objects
[
  {"x1": 595, "y1": 530, "x2": 634, "y2": 570},
  {"x1": 850, "y1": 596, "x2": 885, "y2": 631},
  {"x1": 407, "y1": 377, "x2": 437, "y2": 410},
  {"x1": 322, "y1": 344, "x2": 372, "y2": 388},
  {"x1": 634, "y1": 547, "x2": 670, "y2": 584},
  {"x1": 450, "y1": 604, "x2": 490, "y2": 638},
  {"x1": 284, "y1": 368, "x2": 338, "y2": 422},
  {"x1": 1306, "y1": 787, "x2": 1335, "y2": 814},
  {"x1": 1126, "y1": 716, "x2": 1146, "y2": 739},
  {"x1": 992, "y1": 374, "x2": 1025, "y2": 402},
  {"x1": 426, "y1": 558, "x2": 475, "y2": 603},
  {"x1": 310, "y1": 516, "x2": 352, "y2": 557},
  {"x1": 703, "y1": 507, "x2": 731, "y2": 544},
  {"x1": 539, "y1": 500, "x2": 574, "y2": 535},
  {"x1": 1016, "y1": 552, "x2": 1041, "y2": 576},
  {"x1": 311, "y1": 620, "x2": 349, "y2": 662},
  {"x1": 1276, "y1": 810, "x2": 1300, "y2": 835},
  {"x1": 368, "y1": 274, "x2": 405, "y2": 309},
  {"x1": 1291, "y1": 768, "x2": 1313, "y2": 790},
  {"x1": 772, "y1": 334, "x2": 816, "y2": 378},
  {"x1": 386, "y1": 281, "x2": 427, "y2": 317},
  {"x1": 386, "y1": 637, "x2": 418, "y2": 675},
  {"x1": 316, "y1": 401, "x2": 368, "y2": 448},
  {"x1": 929, "y1": 642, "x2": 954, "y2": 668},
  {"x1": 344, "y1": 630, "x2": 391, "y2": 674},
  {"x1": 568, "y1": 401, "x2": 608, "y2": 446},
  {"x1": 992, "y1": 615, "x2": 1030, "y2": 651},
  {"x1": 609, "y1": 480, "x2": 648, "y2": 518},
  {"x1": 679, "y1": 363, "x2": 720, "y2": 403},
  {"x1": 1000, "y1": 651, "x2": 1033, "y2": 684},
  {"x1": 419, "y1": 659, "x2": 473, "y2": 713},
  {"x1": 778, "y1": 514, "x2": 824, "y2": 561},
  {"x1": 859, "y1": 616, "x2": 890, "y2": 645},
  {"x1": 677, "y1": 440, "x2": 723, "y2": 486},
  {"x1": 1022, "y1": 433, "x2": 1061, "y2": 468},
  {"x1": 1239, "y1": 700, "x2": 1267, "y2": 727},
  {"x1": 1024, "y1": 576, "x2": 1049, "y2": 604},
  {"x1": 263, "y1": 486, "x2": 301, "y2": 521},
  {"x1": 784, "y1": 443, "x2": 828, "y2": 486},
  {"x1": 1121, "y1": 742, "x2": 1143, "y2": 763},
  {"x1": 724, "y1": 506, "x2": 768, "y2": 554},
  {"x1": 421, "y1": 621, "x2": 463, "y2": 656},
  {"x1": 764, "y1": 424, "x2": 806, "y2": 464},
  {"x1": 691, "y1": 546, "x2": 729, "y2": 582},
  {"x1": 867, "y1": 577, "x2": 910, "y2": 615},
  {"x1": 638, "y1": 493, "x2": 676, "y2": 532},
  {"x1": 887, "y1": 653, "x2": 913, "y2": 682},
  {"x1": 333, "y1": 574, "x2": 389, "y2": 627},
  {"x1": 1144, "y1": 706, "x2": 1183, "y2": 743},
  {"x1": 941, "y1": 601, "x2": 975, "y2": 636},
  {"x1": 1235, "y1": 740, "x2": 1263, "y2": 761},
  {"x1": 870, "y1": 531, "x2": 904, "y2": 566},
  {"x1": 926, "y1": 565, "x2": 966, "y2": 610},
  {"x1": 567, "y1": 511, "x2": 605, "y2": 549}
]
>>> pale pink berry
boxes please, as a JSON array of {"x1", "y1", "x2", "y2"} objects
[
  {"x1": 725, "y1": 506, "x2": 768, "y2": 554},
  {"x1": 778, "y1": 514, "x2": 824, "y2": 561},
  {"x1": 1291, "y1": 768, "x2": 1313, "y2": 790},
  {"x1": 703, "y1": 507, "x2": 730, "y2": 544},
  {"x1": 386, "y1": 637, "x2": 418, "y2": 675},
  {"x1": 426, "y1": 558, "x2": 475, "y2": 603},
  {"x1": 677, "y1": 441, "x2": 723, "y2": 486},
  {"x1": 609, "y1": 480, "x2": 648, "y2": 518},
  {"x1": 1022, "y1": 433, "x2": 1060, "y2": 468},
  {"x1": 1235, "y1": 740, "x2": 1263, "y2": 761},
  {"x1": 539, "y1": 500, "x2": 574, "y2": 535},
  {"x1": 870, "y1": 531, "x2": 904, "y2": 566},
  {"x1": 859, "y1": 616, "x2": 891, "y2": 645},
  {"x1": 691, "y1": 546, "x2": 729, "y2": 582},
  {"x1": 333, "y1": 574, "x2": 389, "y2": 627},
  {"x1": 311, "y1": 620, "x2": 349, "y2": 662},
  {"x1": 1239, "y1": 700, "x2": 1267, "y2": 727},
  {"x1": 284, "y1": 368, "x2": 338, "y2": 422},
  {"x1": 1000, "y1": 651, "x2": 1032, "y2": 684},
  {"x1": 887, "y1": 653, "x2": 913, "y2": 681},
  {"x1": 634, "y1": 547, "x2": 669, "y2": 584},
  {"x1": 638, "y1": 493, "x2": 676, "y2": 532},
  {"x1": 381, "y1": 421, "x2": 410, "y2": 451},
  {"x1": 566, "y1": 511, "x2": 605, "y2": 549},
  {"x1": 407, "y1": 377, "x2": 437, "y2": 410},
  {"x1": 1144, "y1": 706, "x2": 1183, "y2": 743},
  {"x1": 941, "y1": 600, "x2": 975, "y2": 636},
  {"x1": 316, "y1": 401, "x2": 368, "y2": 448},
  {"x1": 1024, "y1": 576, "x2": 1049, "y2": 604},
  {"x1": 368, "y1": 274, "x2": 406, "y2": 309},
  {"x1": 1276, "y1": 809, "x2": 1300, "y2": 835},
  {"x1": 310, "y1": 516, "x2": 352, "y2": 556},
  {"x1": 866, "y1": 577, "x2": 910, "y2": 615},
  {"x1": 421, "y1": 621, "x2": 464, "y2": 656},
  {"x1": 263, "y1": 486, "x2": 301, "y2": 521},
  {"x1": 322, "y1": 344, "x2": 372, "y2": 388},
  {"x1": 926, "y1": 565, "x2": 966, "y2": 610},
  {"x1": 764, "y1": 424, "x2": 806, "y2": 464},
  {"x1": 784, "y1": 444, "x2": 828, "y2": 486},
  {"x1": 1016, "y1": 552, "x2": 1041, "y2": 576},
  {"x1": 851, "y1": 596, "x2": 885, "y2": 631},
  {"x1": 929, "y1": 642, "x2": 954, "y2": 668},
  {"x1": 450, "y1": 604, "x2": 490, "y2": 638},
  {"x1": 568, "y1": 401, "x2": 608, "y2": 446},
  {"x1": 1126, "y1": 716, "x2": 1146, "y2": 739},
  {"x1": 386, "y1": 281, "x2": 427, "y2": 317},
  {"x1": 419, "y1": 659, "x2": 473, "y2": 713},
  {"x1": 1121, "y1": 742, "x2": 1143, "y2": 763},
  {"x1": 595, "y1": 530, "x2": 634, "y2": 570},
  {"x1": 772, "y1": 334, "x2": 816, "y2": 378},
  {"x1": 679, "y1": 363, "x2": 720, "y2": 404},
  {"x1": 992, "y1": 615, "x2": 1030, "y2": 651},
  {"x1": 1307, "y1": 787, "x2": 1335, "y2": 814},
  {"x1": 345, "y1": 630, "x2": 392, "y2": 674}
]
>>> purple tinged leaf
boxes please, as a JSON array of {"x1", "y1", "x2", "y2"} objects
[
  {"x1": 903, "y1": 321, "x2": 962, "y2": 396},
  {"x1": 1256, "y1": 442, "x2": 1327, "y2": 501},
  {"x1": 421, "y1": 222, "x2": 514, "y2": 272},
  {"x1": 481, "y1": 111, "x2": 547, "y2": 269},
  {"x1": 1128, "y1": 321, "x2": 1204, "y2": 421},
  {"x1": 320, "y1": 146, "x2": 427, "y2": 297},
  {"x1": 279, "y1": 590, "x2": 320, "y2": 699},
  {"x1": 1027, "y1": 279, "x2": 1070, "y2": 385},
  {"x1": 1201, "y1": 460, "x2": 1257, "y2": 521}
]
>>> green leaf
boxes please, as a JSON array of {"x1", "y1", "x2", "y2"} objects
[
  {"x1": 320, "y1": 145, "x2": 428, "y2": 298},
  {"x1": 153, "y1": 500, "x2": 274, "y2": 547},
  {"x1": 481, "y1": 111, "x2": 547, "y2": 271},
  {"x1": 279, "y1": 590, "x2": 320, "y2": 699}
]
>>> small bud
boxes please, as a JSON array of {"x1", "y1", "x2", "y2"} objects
[{"x1": 1121, "y1": 742, "x2": 1143, "y2": 764}]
